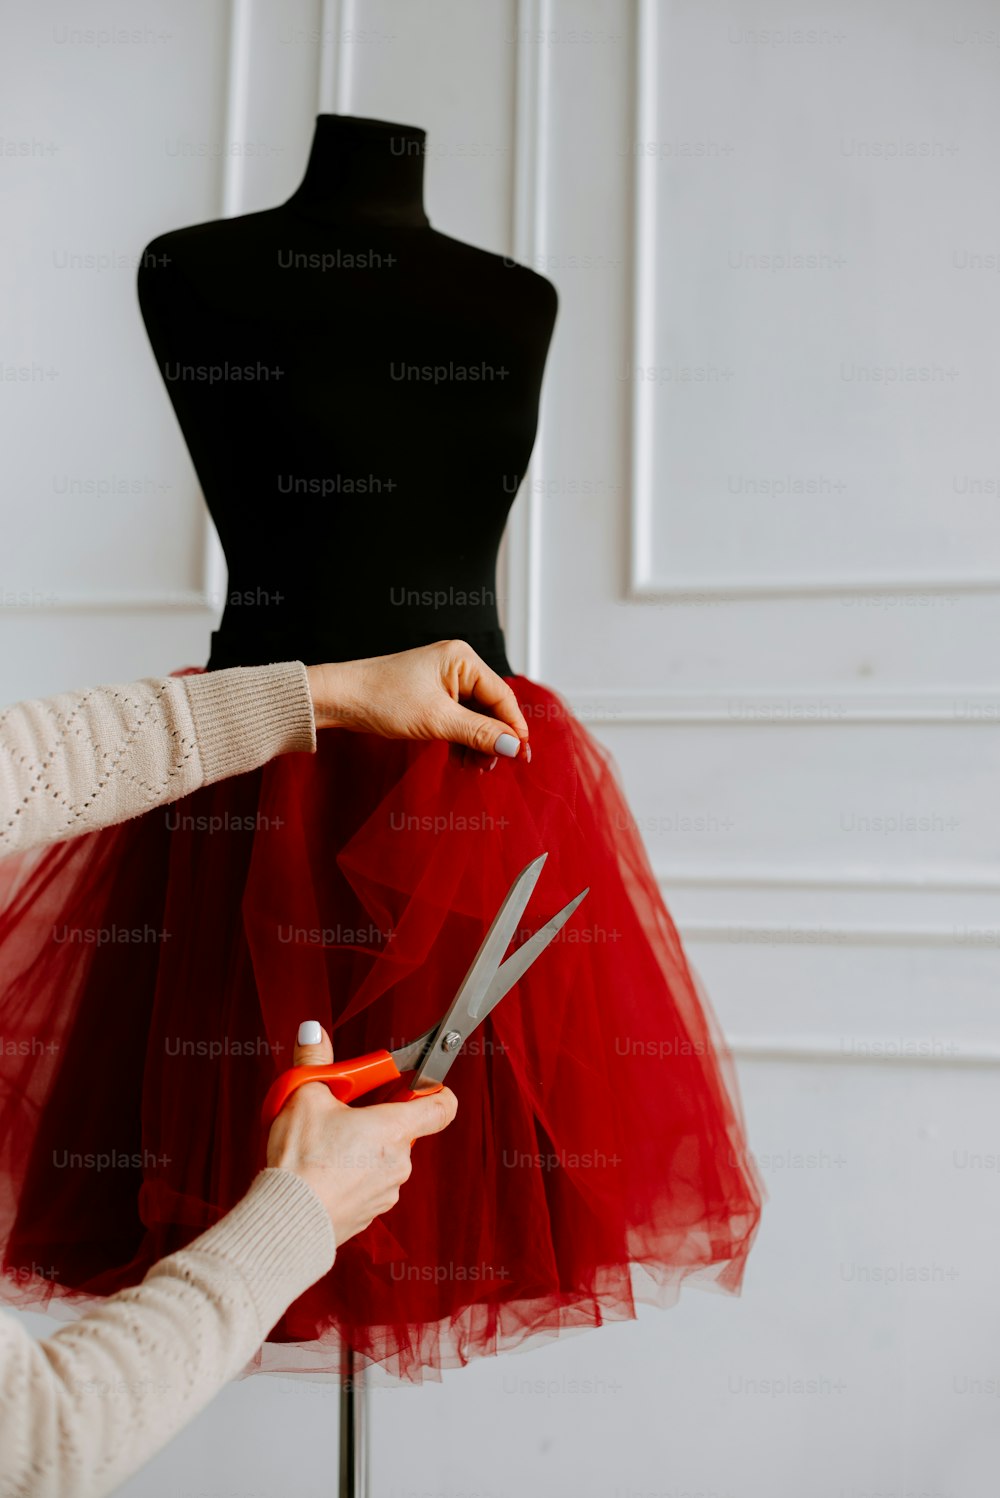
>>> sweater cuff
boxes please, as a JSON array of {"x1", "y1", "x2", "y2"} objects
[
  {"x1": 189, "y1": 1169, "x2": 336, "y2": 1337},
  {"x1": 183, "y1": 662, "x2": 316, "y2": 785}
]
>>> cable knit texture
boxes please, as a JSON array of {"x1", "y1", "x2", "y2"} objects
[
  {"x1": 0, "y1": 1170, "x2": 335, "y2": 1498},
  {"x1": 0, "y1": 661, "x2": 316, "y2": 858}
]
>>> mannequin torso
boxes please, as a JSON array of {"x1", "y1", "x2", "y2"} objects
[{"x1": 138, "y1": 115, "x2": 557, "y2": 674}]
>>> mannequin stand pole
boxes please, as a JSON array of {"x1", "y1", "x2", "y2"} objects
[{"x1": 338, "y1": 1343, "x2": 369, "y2": 1498}]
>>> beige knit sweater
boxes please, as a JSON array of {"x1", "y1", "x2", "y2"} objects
[
  {"x1": 0, "y1": 661, "x2": 316, "y2": 857},
  {"x1": 0, "y1": 663, "x2": 338, "y2": 1497}
]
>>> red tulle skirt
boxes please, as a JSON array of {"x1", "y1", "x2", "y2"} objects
[{"x1": 0, "y1": 675, "x2": 761, "y2": 1382}]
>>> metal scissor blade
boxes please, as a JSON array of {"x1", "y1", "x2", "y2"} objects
[
  {"x1": 406, "y1": 853, "x2": 548, "y2": 1091},
  {"x1": 388, "y1": 1025, "x2": 438, "y2": 1074},
  {"x1": 475, "y1": 885, "x2": 589, "y2": 1024}
]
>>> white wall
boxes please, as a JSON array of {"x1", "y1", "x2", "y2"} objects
[{"x1": 3, "y1": 2, "x2": 1000, "y2": 1495}]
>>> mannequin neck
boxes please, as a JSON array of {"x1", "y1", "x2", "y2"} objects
[{"x1": 286, "y1": 115, "x2": 429, "y2": 228}]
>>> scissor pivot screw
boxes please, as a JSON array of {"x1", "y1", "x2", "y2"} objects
[{"x1": 441, "y1": 1030, "x2": 462, "y2": 1052}]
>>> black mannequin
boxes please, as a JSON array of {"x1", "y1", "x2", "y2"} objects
[{"x1": 138, "y1": 114, "x2": 558, "y2": 676}]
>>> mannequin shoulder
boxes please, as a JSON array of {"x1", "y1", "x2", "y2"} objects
[
  {"x1": 501, "y1": 255, "x2": 559, "y2": 321},
  {"x1": 137, "y1": 209, "x2": 282, "y2": 298},
  {"x1": 426, "y1": 230, "x2": 558, "y2": 321}
]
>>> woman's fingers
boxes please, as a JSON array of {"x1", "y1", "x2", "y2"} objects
[
  {"x1": 374, "y1": 1086, "x2": 458, "y2": 1141},
  {"x1": 267, "y1": 1028, "x2": 460, "y2": 1246},
  {"x1": 451, "y1": 649, "x2": 529, "y2": 743},
  {"x1": 437, "y1": 642, "x2": 530, "y2": 760},
  {"x1": 438, "y1": 699, "x2": 523, "y2": 759},
  {"x1": 282, "y1": 1020, "x2": 341, "y2": 1111},
  {"x1": 292, "y1": 1019, "x2": 333, "y2": 1068},
  {"x1": 306, "y1": 641, "x2": 532, "y2": 759}
]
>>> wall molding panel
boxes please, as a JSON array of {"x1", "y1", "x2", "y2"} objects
[
  {"x1": 500, "y1": 0, "x2": 550, "y2": 679},
  {"x1": 566, "y1": 687, "x2": 1000, "y2": 725},
  {"x1": 625, "y1": 0, "x2": 1000, "y2": 604}
]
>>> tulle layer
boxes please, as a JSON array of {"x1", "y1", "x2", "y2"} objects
[{"x1": 0, "y1": 676, "x2": 761, "y2": 1382}]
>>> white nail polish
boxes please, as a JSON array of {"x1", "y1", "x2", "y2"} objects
[
  {"x1": 495, "y1": 733, "x2": 519, "y2": 758},
  {"x1": 297, "y1": 1020, "x2": 322, "y2": 1046}
]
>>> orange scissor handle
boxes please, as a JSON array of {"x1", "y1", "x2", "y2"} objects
[{"x1": 260, "y1": 1050, "x2": 444, "y2": 1130}]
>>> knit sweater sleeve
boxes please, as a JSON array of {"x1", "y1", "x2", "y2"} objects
[
  {"x1": 0, "y1": 1169, "x2": 336, "y2": 1498},
  {"x1": 0, "y1": 662, "x2": 316, "y2": 858}
]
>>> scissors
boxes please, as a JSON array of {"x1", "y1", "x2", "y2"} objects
[{"x1": 260, "y1": 852, "x2": 588, "y2": 1129}]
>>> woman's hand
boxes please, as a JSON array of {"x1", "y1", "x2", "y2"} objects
[
  {"x1": 266, "y1": 1022, "x2": 458, "y2": 1249},
  {"x1": 305, "y1": 640, "x2": 530, "y2": 761}
]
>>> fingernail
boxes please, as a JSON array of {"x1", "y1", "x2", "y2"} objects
[
  {"x1": 297, "y1": 1020, "x2": 322, "y2": 1046},
  {"x1": 523, "y1": 741, "x2": 532, "y2": 764},
  {"x1": 495, "y1": 732, "x2": 519, "y2": 758}
]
